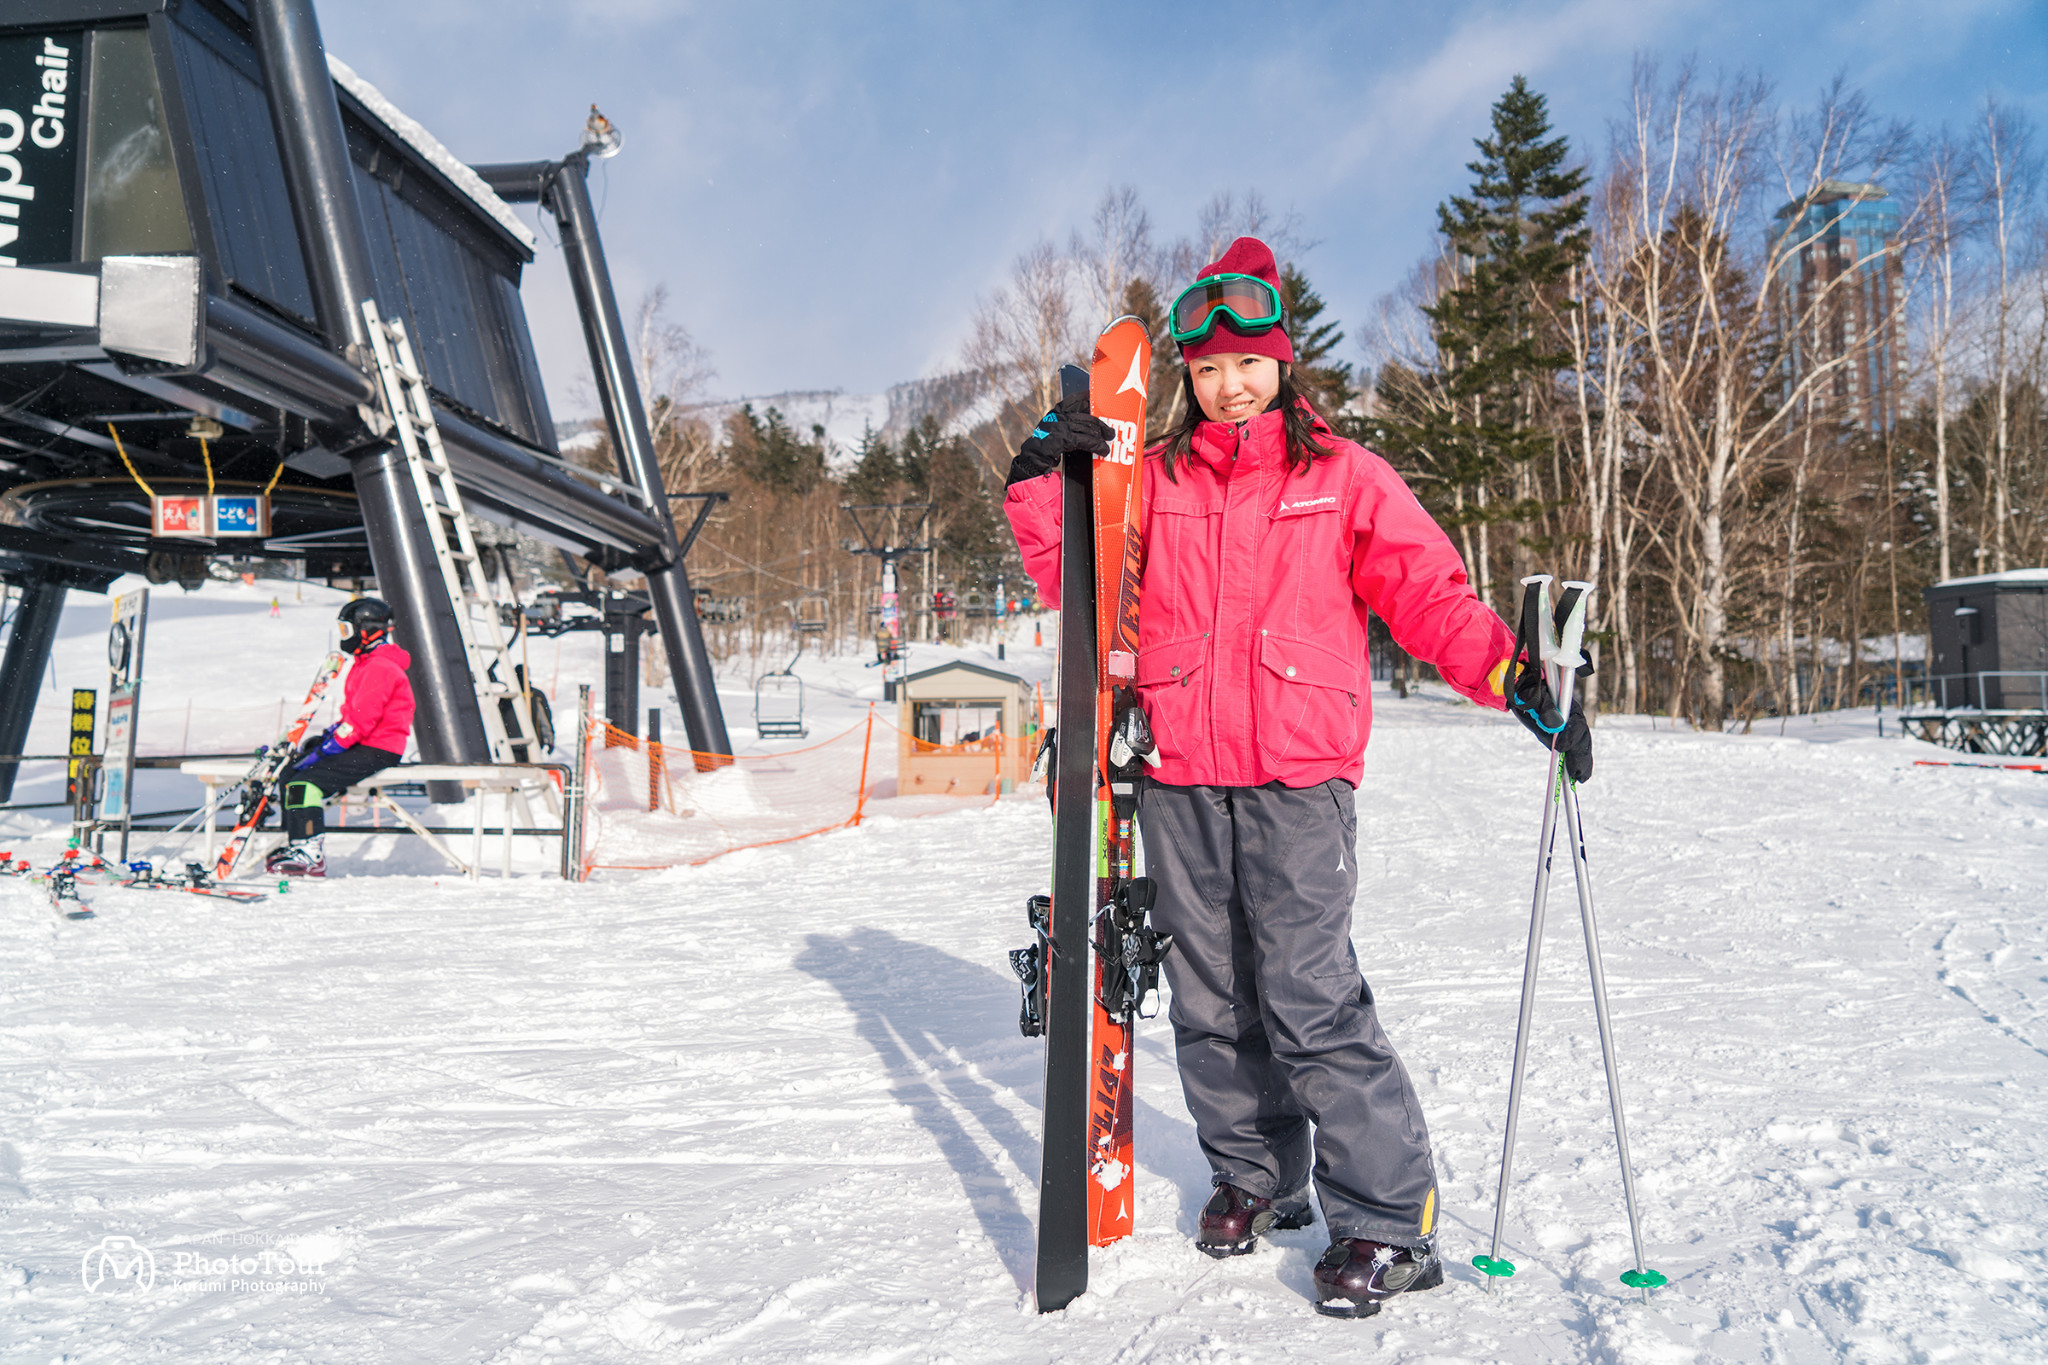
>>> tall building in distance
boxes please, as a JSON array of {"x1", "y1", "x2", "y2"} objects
[{"x1": 1772, "y1": 181, "x2": 1904, "y2": 434}]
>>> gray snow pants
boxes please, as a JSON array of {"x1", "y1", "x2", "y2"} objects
[{"x1": 1138, "y1": 778, "x2": 1440, "y2": 1247}]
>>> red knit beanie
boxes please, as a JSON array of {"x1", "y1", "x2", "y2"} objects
[{"x1": 1178, "y1": 236, "x2": 1295, "y2": 364}]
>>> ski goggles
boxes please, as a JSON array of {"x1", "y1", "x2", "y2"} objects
[
  {"x1": 337, "y1": 620, "x2": 384, "y2": 644},
  {"x1": 1167, "y1": 273, "x2": 1283, "y2": 345}
]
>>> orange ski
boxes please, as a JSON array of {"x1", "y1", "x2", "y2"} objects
[
  {"x1": 1084, "y1": 315, "x2": 1158, "y2": 1247},
  {"x1": 1029, "y1": 319, "x2": 1168, "y2": 1310}
]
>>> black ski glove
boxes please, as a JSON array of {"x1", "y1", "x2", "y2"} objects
[
  {"x1": 1007, "y1": 394, "x2": 1112, "y2": 487},
  {"x1": 1509, "y1": 665, "x2": 1593, "y2": 783}
]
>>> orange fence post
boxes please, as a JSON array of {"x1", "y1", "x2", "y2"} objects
[{"x1": 850, "y1": 703, "x2": 875, "y2": 827}]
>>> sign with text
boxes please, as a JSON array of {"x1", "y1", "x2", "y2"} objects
[
  {"x1": 152, "y1": 494, "x2": 206, "y2": 538},
  {"x1": 0, "y1": 30, "x2": 84, "y2": 267},
  {"x1": 100, "y1": 590, "x2": 147, "y2": 833},
  {"x1": 150, "y1": 494, "x2": 274, "y2": 537},
  {"x1": 107, "y1": 587, "x2": 147, "y2": 688},
  {"x1": 66, "y1": 688, "x2": 95, "y2": 806},
  {"x1": 100, "y1": 687, "x2": 134, "y2": 821},
  {"x1": 210, "y1": 494, "x2": 270, "y2": 537}
]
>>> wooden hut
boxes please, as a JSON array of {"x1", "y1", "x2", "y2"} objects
[{"x1": 897, "y1": 660, "x2": 1034, "y2": 795}]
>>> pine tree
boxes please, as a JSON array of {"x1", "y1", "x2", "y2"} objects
[
  {"x1": 734, "y1": 406, "x2": 827, "y2": 496},
  {"x1": 1382, "y1": 75, "x2": 1588, "y2": 605},
  {"x1": 896, "y1": 414, "x2": 941, "y2": 494},
  {"x1": 844, "y1": 424, "x2": 899, "y2": 504},
  {"x1": 1279, "y1": 264, "x2": 1356, "y2": 417}
]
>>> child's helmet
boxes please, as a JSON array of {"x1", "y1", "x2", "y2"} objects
[{"x1": 337, "y1": 597, "x2": 395, "y2": 655}]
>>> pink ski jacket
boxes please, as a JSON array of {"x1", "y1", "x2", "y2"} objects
[
  {"x1": 336, "y1": 643, "x2": 416, "y2": 754},
  {"x1": 1005, "y1": 406, "x2": 1514, "y2": 789}
]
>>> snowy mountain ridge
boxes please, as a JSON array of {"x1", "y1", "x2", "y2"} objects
[{"x1": 678, "y1": 371, "x2": 988, "y2": 471}]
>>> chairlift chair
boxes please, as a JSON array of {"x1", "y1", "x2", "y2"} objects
[
  {"x1": 793, "y1": 593, "x2": 830, "y2": 634},
  {"x1": 755, "y1": 645, "x2": 809, "y2": 738}
]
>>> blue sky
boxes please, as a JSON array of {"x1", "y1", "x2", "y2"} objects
[{"x1": 318, "y1": 0, "x2": 2048, "y2": 417}]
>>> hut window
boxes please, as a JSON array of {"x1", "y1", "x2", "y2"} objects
[{"x1": 913, "y1": 700, "x2": 1003, "y2": 747}]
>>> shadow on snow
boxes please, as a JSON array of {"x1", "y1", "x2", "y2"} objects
[{"x1": 796, "y1": 925, "x2": 1202, "y2": 1296}]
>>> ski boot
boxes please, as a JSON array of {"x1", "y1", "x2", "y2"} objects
[
  {"x1": 264, "y1": 838, "x2": 326, "y2": 879},
  {"x1": 1312, "y1": 1238, "x2": 1443, "y2": 1318},
  {"x1": 1196, "y1": 1183, "x2": 1314, "y2": 1258}
]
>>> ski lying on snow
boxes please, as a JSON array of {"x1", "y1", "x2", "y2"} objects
[
  {"x1": 122, "y1": 859, "x2": 270, "y2": 902},
  {"x1": 1015, "y1": 316, "x2": 1170, "y2": 1314},
  {"x1": 42, "y1": 867, "x2": 94, "y2": 920},
  {"x1": 23, "y1": 845, "x2": 113, "y2": 920},
  {"x1": 4, "y1": 846, "x2": 272, "y2": 916}
]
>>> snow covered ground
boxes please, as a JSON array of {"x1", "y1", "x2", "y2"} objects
[{"x1": 2, "y1": 578, "x2": 2046, "y2": 1362}]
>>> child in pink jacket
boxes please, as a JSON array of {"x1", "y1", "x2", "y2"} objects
[
  {"x1": 266, "y1": 597, "x2": 416, "y2": 879},
  {"x1": 1004, "y1": 237, "x2": 1589, "y2": 1319}
]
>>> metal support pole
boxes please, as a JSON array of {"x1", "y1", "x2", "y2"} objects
[
  {"x1": 602, "y1": 602, "x2": 642, "y2": 741},
  {"x1": 565, "y1": 683, "x2": 591, "y2": 882},
  {"x1": 249, "y1": 0, "x2": 489, "y2": 775},
  {"x1": 544, "y1": 156, "x2": 731, "y2": 765},
  {"x1": 0, "y1": 579, "x2": 65, "y2": 803},
  {"x1": 647, "y1": 707, "x2": 662, "y2": 812},
  {"x1": 247, "y1": 0, "x2": 376, "y2": 360}
]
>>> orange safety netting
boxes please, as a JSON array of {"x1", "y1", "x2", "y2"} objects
[{"x1": 578, "y1": 705, "x2": 1026, "y2": 876}]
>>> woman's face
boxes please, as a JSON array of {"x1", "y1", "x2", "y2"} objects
[{"x1": 1188, "y1": 352, "x2": 1280, "y2": 424}]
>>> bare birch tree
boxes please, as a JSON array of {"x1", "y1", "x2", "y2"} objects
[
  {"x1": 1606, "y1": 63, "x2": 1907, "y2": 725},
  {"x1": 631, "y1": 285, "x2": 719, "y2": 493},
  {"x1": 1973, "y1": 99, "x2": 2037, "y2": 573},
  {"x1": 1071, "y1": 186, "x2": 1155, "y2": 330},
  {"x1": 959, "y1": 239, "x2": 1083, "y2": 481},
  {"x1": 1907, "y1": 132, "x2": 1972, "y2": 582}
]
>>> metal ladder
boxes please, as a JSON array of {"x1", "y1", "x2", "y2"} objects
[{"x1": 361, "y1": 298, "x2": 543, "y2": 770}]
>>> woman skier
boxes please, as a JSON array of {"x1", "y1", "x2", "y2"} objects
[
  {"x1": 1003, "y1": 237, "x2": 1591, "y2": 1318},
  {"x1": 266, "y1": 597, "x2": 416, "y2": 878}
]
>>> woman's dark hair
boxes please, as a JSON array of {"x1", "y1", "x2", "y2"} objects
[{"x1": 1157, "y1": 363, "x2": 1341, "y2": 482}]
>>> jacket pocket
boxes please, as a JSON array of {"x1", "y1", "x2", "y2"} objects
[
  {"x1": 1135, "y1": 636, "x2": 1208, "y2": 764},
  {"x1": 1145, "y1": 496, "x2": 1223, "y2": 632},
  {"x1": 1255, "y1": 633, "x2": 1362, "y2": 768}
]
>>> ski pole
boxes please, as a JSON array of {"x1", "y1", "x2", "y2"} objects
[
  {"x1": 1477, "y1": 576, "x2": 1568, "y2": 1293},
  {"x1": 1559, "y1": 777, "x2": 1664, "y2": 1303},
  {"x1": 1480, "y1": 577, "x2": 1666, "y2": 1301},
  {"x1": 1551, "y1": 582, "x2": 1663, "y2": 1300}
]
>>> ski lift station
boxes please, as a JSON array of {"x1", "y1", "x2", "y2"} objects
[
  {"x1": 0, "y1": 0, "x2": 730, "y2": 801},
  {"x1": 1904, "y1": 568, "x2": 2048, "y2": 756},
  {"x1": 898, "y1": 660, "x2": 1034, "y2": 795}
]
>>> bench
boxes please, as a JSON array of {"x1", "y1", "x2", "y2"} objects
[{"x1": 179, "y1": 760, "x2": 568, "y2": 880}]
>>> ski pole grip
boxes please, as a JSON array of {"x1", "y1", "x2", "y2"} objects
[
  {"x1": 1522, "y1": 576, "x2": 1558, "y2": 665},
  {"x1": 1554, "y1": 581, "x2": 1592, "y2": 672}
]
